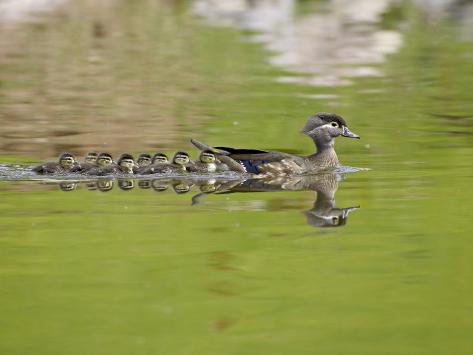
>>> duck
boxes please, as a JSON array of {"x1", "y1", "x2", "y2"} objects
[
  {"x1": 191, "y1": 112, "x2": 360, "y2": 176},
  {"x1": 32, "y1": 152, "x2": 80, "y2": 174}
]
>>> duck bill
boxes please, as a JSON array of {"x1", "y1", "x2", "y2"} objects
[{"x1": 342, "y1": 126, "x2": 360, "y2": 139}]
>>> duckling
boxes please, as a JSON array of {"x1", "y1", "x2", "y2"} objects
[
  {"x1": 86, "y1": 153, "x2": 135, "y2": 175},
  {"x1": 84, "y1": 152, "x2": 115, "y2": 175},
  {"x1": 139, "y1": 152, "x2": 190, "y2": 175},
  {"x1": 191, "y1": 112, "x2": 360, "y2": 176},
  {"x1": 152, "y1": 152, "x2": 169, "y2": 164},
  {"x1": 187, "y1": 150, "x2": 218, "y2": 173},
  {"x1": 137, "y1": 152, "x2": 169, "y2": 174},
  {"x1": 171, "y1": 151, "x2": 192, "y2": 173},
  {"x1": 32, "y1": 152, "x2": 80, "y2": 174},
  {"x1": 116, "y1": 154, "x2": 136, "y2": 174},
  {"x1": 85, "y1": 151, "x2": 98, "y2": 164},
  {"x1": 136, "y1": 153, "x2": 152, "y2": 168},
  {"x1": 78, "y1": 151, "x2": 99, "y2": 172},
  {"x1": 96, "y1": 152, "x2": 114, "y2": 167}
]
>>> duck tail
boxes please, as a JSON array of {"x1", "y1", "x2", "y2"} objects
[{"x1": 190, "y1": 138, "x2": 213, "y2": 152}]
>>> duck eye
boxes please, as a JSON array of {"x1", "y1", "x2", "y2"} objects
[{"x1": 331, "y1": 122, "x2": 339, "y2": 128}]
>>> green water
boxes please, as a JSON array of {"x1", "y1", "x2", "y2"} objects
[{"x1": 0, "y1": 1, "x2": 472, "y2": 354}]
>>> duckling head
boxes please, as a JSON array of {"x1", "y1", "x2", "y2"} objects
[
  {"x1": 117, "y1": 153, "x2": 135, "y2": 174},
  {"x1": 59, "y1": 152, "x2": 76, "y2": 170},
  {"x1": 97, "y1": 153, "x2": 113, "y2": 167},
  {"x1": 200, "y1": 150, "x2": 216, "y2": 164},
  {"x1": 173, "y1": 152, "x2": 190, "y2": 166},
  {"x1": 85, "y1": 151, "x2": 98, "y2": 164},
  {"x1": 137, "y1": 153, "x2": 152, "y2": 167},
  {"x1": 152, "y1": 152, "x2": 169, "y2": 164}
]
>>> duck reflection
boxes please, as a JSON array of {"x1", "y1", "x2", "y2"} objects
[
  {"x1": 50, "y1": 173, "x2": 359, "y2": 228},
  {"x1": 198, "y1": 173, "x2": 359, "y2": 228}
]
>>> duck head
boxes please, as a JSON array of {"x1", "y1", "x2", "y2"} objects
[{"x1": 302, "y1": 112, "x2": 359, "y2": 149}]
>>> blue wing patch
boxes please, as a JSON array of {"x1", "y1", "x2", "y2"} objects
[{"x1": 240, "y1": 160, "x2": 268, "y2": 174}]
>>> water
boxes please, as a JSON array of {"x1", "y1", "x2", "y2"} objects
[{"x1": 0, "y1": 1, "x2": 472, "y2": 354}]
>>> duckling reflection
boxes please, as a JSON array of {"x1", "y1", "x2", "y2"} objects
[
  {"x1": 138, "y1": 180, "x2": 151, "y2": 189},
  {"x1": 86, "y1": 181, "x2": 98, "y2": 190},
  {"x1": 191, "y1": 179, "x2": 217, "y2": 205},
  {"x1": 151, "y1": 179, "x2": 170, "y2": 192},
  {"x1": 59, "y1": 182, "x2": 77, "y2": 191},
  {"x1": 97, "y1": 178, "x2": 114, "y2": 192},
  {"x1": 172, "y1": 180, "x2": 194, "y2": 194},
  {"x1": 210, "y1": 173, "x2": 359, "y2": 228},
  {"x1": 191, "y1": 179, "x2": 242, "y2": 205},
  {"x1": 118, "y1": 179, "x2": 134, "y2": 191}
]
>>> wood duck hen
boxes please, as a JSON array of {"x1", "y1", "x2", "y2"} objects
[{"x1": 191, "y1": 112, "x2": 360, "y2": 176}]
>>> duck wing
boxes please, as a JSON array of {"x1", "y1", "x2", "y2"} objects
[{"x1": 191, "y1": 138, "x2": 305, "y2": 175}]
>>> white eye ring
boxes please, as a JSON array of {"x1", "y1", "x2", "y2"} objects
[{"x1": 331, "y1": 122, "x2": 339, "y2": 128}]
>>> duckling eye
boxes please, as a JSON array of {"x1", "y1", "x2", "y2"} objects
[{"x1": 331, "y1": 122, "x2": 339, "y2": 128}]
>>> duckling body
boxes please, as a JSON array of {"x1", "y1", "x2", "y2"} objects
[
  {"x1": 139, "y1": 152, "x2": 190, "y2": 175},
  {"x1": 84, "y1": 152, "x2": 115, "y2": 176},
  {"x1": 191, "y1": 112, "x2": 360, "y2": 176},
  {"x1": 32, "y1": 153, "x2": 80, "y2": 174},
  {"x1": 187, "y1": 150, "x2": 218, "y2": 173},
  {"x1": 136, "y1": 153, "x2": 152, "y2": 168},
  {"x1": 138, "y1": 153, "x2": 169, "y2": 175},
  {"x1": 78, "y1": 151, "x2": 99, "y2": 172}
]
